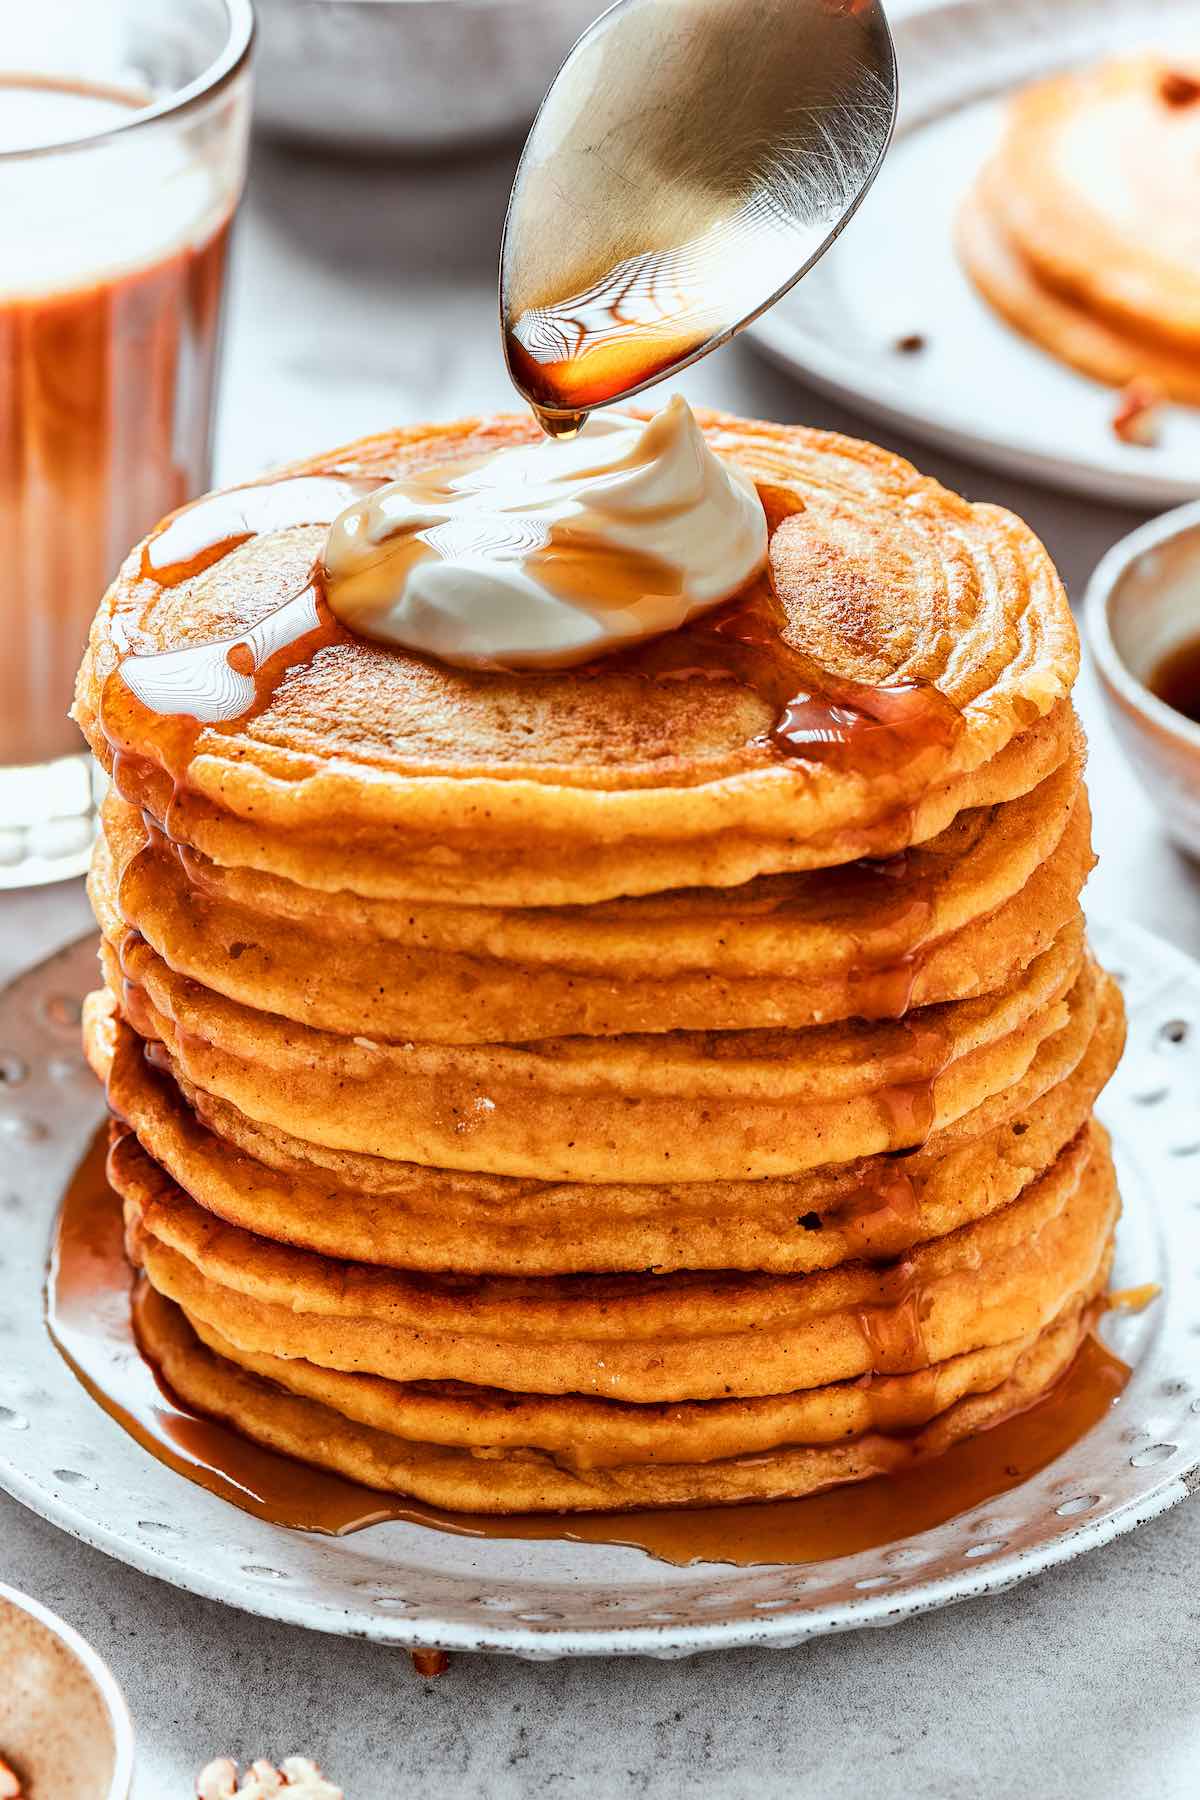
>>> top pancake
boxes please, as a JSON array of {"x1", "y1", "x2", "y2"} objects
[
  {"x1": 959, "y1": 55, "x2": 1200, "y2": 400},
  {"x1": 74, "y1": 411, "x2": 1078, "y2": 904}
]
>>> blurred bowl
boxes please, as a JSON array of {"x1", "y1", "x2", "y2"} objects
[
  {"x1": 1086, "y1": 500, "x2": 1200, "y2": 859},
  {"x1": 0, "y1": 1583, "x2": 134, "y2": 1800},
  {"x1": 253, "y1": 0, "x2": 604, "y2": 153}
]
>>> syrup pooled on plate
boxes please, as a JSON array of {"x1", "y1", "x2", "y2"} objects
[
  {"x1": 48, "y1": 1124, "x2": 1130, "y2": 1567},
  {"x1": 49, "y1": 1125, "x2": 411, "y2": 1535}
]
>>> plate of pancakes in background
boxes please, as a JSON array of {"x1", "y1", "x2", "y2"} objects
[
  {"x1": 747, "y1": 0, "x2": 1200, "y2": 506},
  {"x1": 0, "y1": 411, "x2": 1197, "y2": 1658}
]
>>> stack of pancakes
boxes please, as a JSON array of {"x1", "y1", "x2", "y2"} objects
[
  {"x1": 958, "y1": 54, "x2": 1200, "y2": 400},
  {"x1": 75, "y1": 411, "x2": 1122, "y2": 1514}
]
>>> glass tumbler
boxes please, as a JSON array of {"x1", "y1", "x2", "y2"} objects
[{"x1": 0, "y1": 0, "x2": 253, "y2": 887}]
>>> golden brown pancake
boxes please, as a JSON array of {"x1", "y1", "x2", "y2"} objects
[
  {"x1": 116, "y1": 1122, "x2": 1117, "y2": 1402},
  {"x1": 137, "y1": 1282, "x2": 1107, "y2": 1511},
  {"x1": 84, "y1": 971, "x2": 1120, "y2": 1276},
  {"x1": 96, "y1": 915, "x2": 1086, "y2": 1179},
  {"x1": 180, "y1": 1285, "x2": 1104, "y2": 1469},
  {"x1": 959, "y1": 56, "x2": 1200, "y2": 400},
  {"x1": 97, "y1": 747, "x2": 1093, "y2": 1039},
  {"x1": 73, "y1": 411, "x2": 1078, "y2": 905},
  {"x1": 103, "y1": 700, "x2": 1079, "y2": 910}
]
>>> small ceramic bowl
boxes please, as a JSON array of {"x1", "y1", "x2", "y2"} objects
[
  {"x1": 253, "y1": 0, "x2": 604, "y2": 153},
  {"x1": 1086, "y1": 499, "x2": 1200, "y2": 859},
  {"x1": 0, "y1": 1584, "x2": 134, "y2": 1800}
]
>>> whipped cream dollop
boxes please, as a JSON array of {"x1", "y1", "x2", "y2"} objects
[{"x1": 321, "y1": 396, "x2": 768, "y2": 669}]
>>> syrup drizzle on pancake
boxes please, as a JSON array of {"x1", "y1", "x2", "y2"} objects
[
  {"x1": 99, "y1": 472, "x2": 962, "y2": 792},
  {"x1": 137, "y1": 479, "x2": 380, "y2": 589},
  {"x1": 47, "y1": 1125, "x2": 1130, "y2": 1564},
  {"x1": 875, "y1": 1014, "x2": 957, "y2": 1153},
  {"x1": 598, "y1": 555, "x2": 964, "y2": 777},
  {"x1": 829, "y1": 1166, "x2": 925, "y2": 1265},
  {"x1": 855, "y1": 1254, "x2": 928, "y2": 1374},
  {"x1": 114, "y1": 931, "x2": 160, "y2": 1045},
  {"x1": 844, "y1": 855, "x2": 940, "y2": 1021}
]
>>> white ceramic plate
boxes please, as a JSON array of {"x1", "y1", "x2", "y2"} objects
[
  {"x1": 746, "y1": 0, "x2": 1200, "y2": 506},
  {"x1": 0, "y1": 926, "x2": 1196, "y2": 1661}
]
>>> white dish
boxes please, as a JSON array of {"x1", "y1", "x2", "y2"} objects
[
  {"x1": 746, "y1": 0, "x2": 1200, "y2": 506},
  {"x1": 0, "y1": 926, "x2": 1196, "y2": 1661},
  {"x1": 1086, "y1": 499, "x2": 1200, "y2": 856},
  {"x1": 252, "y1": 0, "x2": 603, "y2": 153}
]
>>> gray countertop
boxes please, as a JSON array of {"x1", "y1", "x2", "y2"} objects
[{"x1": 2, "y1": 111, "x2": 1198, "y2": 1800}]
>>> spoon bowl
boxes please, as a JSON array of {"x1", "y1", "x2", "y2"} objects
[{"x1": 501, "y1": 0, "x2": 897, "y2": 432}]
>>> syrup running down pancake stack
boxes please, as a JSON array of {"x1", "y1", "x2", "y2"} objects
[
  {"x1": 958, "y1": 54, "x2": 1200, "y2": 401},
  {"x1": 74, "y1": 410, "x2": 1123, "y2": 1513}
]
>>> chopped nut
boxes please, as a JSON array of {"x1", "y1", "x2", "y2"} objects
[
  {"x1": 281, "y1": 1762, "x2": 341, "y2": 1794},
  {"x1": 1159, "y1": 68, "x2": 1200, "y2": 107},
  {"x1": 197, "y1": 1758, "x2": 343, "y2": 1800},
  {"x1": 411, "y1": 1647, "x2": 451, "y2": 1677},
  {"x1": 1112, "y1": 377, "x2": 1165, "y2": 447},
  {"x1": 241, "y1": 1766, "x2": 282, "y2": 1800},
  {"x1": 197, "y1": 1763, "x2": 238, "y2": 1800},
  {"x1": 0, "y1": 1754, "x2": 24, "y2": 1799}
]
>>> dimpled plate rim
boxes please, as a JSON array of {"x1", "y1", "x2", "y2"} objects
[
  {"x1": 0, "y1": 923, "x2": 1195, "y2": 1662},
  {"x1": 746, "y1": 0, "x2": 1200, "y2": 509}
]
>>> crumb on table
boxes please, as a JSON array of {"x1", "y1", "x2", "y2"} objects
[{"x1": 411, "y1": 1648, "x2": 452, "y2": 1678}]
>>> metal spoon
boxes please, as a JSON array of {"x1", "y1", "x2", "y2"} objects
[{"x1": 500, "y1": 0, "x2": 897, "y2": 436}]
